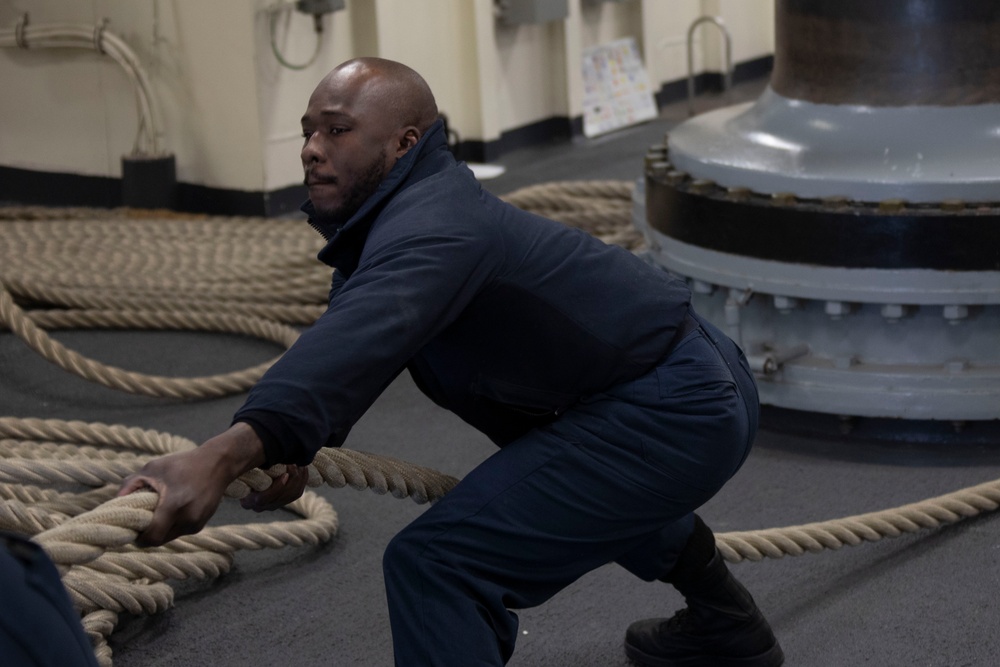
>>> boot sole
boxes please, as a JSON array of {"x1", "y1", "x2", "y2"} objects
[{"x1": 624, "y1": 639, "x2": 785, "y2": 667}]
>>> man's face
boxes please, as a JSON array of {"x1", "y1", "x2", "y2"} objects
[{"x1": 300, "y1": 67, "x2": 397, "y2": 222}]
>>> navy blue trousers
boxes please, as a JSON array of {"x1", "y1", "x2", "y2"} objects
[{"x1": 383, "y1": 315, "x2": 759, "y2": 666}]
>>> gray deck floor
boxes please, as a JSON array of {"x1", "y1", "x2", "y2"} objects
[{"x1": 3, "y1": 79, "x2": 999, "y2": 666}]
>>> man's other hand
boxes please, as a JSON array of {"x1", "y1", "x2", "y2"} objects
[{"x1": 240, "y1": 465, "x2": 310, "y2": 512}]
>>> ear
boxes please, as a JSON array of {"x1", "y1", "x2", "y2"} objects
[{"x1": 395, "y1": 126, "x2": 421, "y2": 159}]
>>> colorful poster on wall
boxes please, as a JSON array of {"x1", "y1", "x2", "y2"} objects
[{"x1": 582, "y1": 37, "x2": 658, "y2": 138}]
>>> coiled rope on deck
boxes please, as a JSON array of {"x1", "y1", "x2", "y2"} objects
[
  {"x1": 0, "y1": 416, "x2": 458, "y2": 665},
  {"x1": 0, "y1": 184, "x2": 638, "y2": 397},
  {"x1": 500, "y1": 180, "x2": 644, "y2": 250},
  {"x1": 0, "y1": 207, "x2": 325, "y2": 399},
  {"x1": 1, "y1": 189, "x2": 998, "y2": 664},
  {"x1": 5, "y1": 418, "x2": 1000, "y2": 666}
]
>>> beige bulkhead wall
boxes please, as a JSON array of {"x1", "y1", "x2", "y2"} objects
[
  {"x1": 0, "y1": 0, "x2": 774, "y2": 195},
  {"x1": 0, "y1": 0, "x2": 268, "y2": 192}
]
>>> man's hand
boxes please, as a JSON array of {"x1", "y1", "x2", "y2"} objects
[
  {"x1": 118, "y1": 422, "x2": 267, "y2": 547},
  {"x1": 240, "y1": 465, "x2": 310, "y2": 513}
]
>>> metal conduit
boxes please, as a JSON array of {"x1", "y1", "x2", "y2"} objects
[{"x1": 0, "y1": 15, "x2": 164, "y2": 157}]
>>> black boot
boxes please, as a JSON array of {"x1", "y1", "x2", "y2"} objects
[{"x1": 624, "y1": 516, "x2": 784, "y2": 667}]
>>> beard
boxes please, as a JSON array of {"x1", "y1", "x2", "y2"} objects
[{"x1": 310, "y1": 148, "x2": 388, "y2": 224}]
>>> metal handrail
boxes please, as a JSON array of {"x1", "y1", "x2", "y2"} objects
[{"x1": 687, "y1": 15, "x2": 733, "y2": 116}]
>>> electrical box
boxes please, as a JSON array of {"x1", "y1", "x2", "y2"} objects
[
  {"x1": 295, "y1": 0, "x2": 346, "y2": 16},
  {"x1": 496, "y1": 0, "x2": 569, "y2": 25}
]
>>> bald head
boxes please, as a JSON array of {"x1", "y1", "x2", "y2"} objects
[{"x1": 317, "y1": 58, "x2": 439, "y2": 134}]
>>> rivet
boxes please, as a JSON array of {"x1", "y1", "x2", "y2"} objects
[
  {"x1": 648, "y1": 160, "x2": 670, "y2": 177},
  {"x1": 666, "y1": 170, "x2": 688, "y2": 186},
  {"x1": 772, "y1": 295, "x2": 799, "y2": 314},
  {"x1": 645, "y1": 154, "x2": 670, "y2": 170},
  {"x1": 728, "y1": 287, "x2": 753, "y2": 306},
  {"x1": 821, "y1": 196, "x2": 850, "y2": 209},
  {"x1": 825, "y1": 301, "x2": 851, "y2": 319},
  {"x1": 689, "y1": 179, "x2": 716, "y2": 195},
  {"x1": 726, "y1": 187, "x2": 752, "y2": 201},
  {"x1": 692, "y1": 280, "x2": 716, "y2": 295},
  {"x1": 943, "y1": 304, "x2": 968, "y2": 323},
  {"x1": 880, "y1": 304, "x2": 906, "y2": 322},
  {"x1": 878, "y1": 198, "x2": 907, "y2": 213}
]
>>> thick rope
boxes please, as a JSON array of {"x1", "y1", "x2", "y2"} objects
[
  {"x1": 2, "y1": 193, "x2": 997, "y2": 664},
  {"x1": 0, "y1": 288, "x2": 301, "y2": 399},
  {"x1": 4, "y1": 415, "x2": 1000, "y2": 665},
  {"x1": 0, "y1": 415, "x2": 457, "y2": 665},
  {"x1": 0, "y1": 191, "x2": 636, "y2": 400},
  {"x1": 715, "y1": 476, "x2": 1000, "y2": 562},
  {"x1": 500, "y1": 180, "x2": 644, "y2": 251},
  {"x1": 0, "y1": 418, "x2": 459, "y2": 508}
]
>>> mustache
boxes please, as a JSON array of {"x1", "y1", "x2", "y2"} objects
[{"x1": 304, "y1": 172, "x2": 338, "y2": 186}]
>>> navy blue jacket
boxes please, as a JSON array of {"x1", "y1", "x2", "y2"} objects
[{"x1": 233, "y1": 121, "x2": 692, "y2": 466}]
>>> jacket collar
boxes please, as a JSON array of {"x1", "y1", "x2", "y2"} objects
[{"x1": 300, "y1": 119, "x2": 448, "y2": 240}]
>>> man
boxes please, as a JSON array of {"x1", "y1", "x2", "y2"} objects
[{"x1": 120, "y1": 58, "x2": 783, "y2": 667}]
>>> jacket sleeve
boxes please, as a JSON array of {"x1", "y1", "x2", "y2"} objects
[{"x1": 232, "y1": 191, "x2": 502, "y2": 465}]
